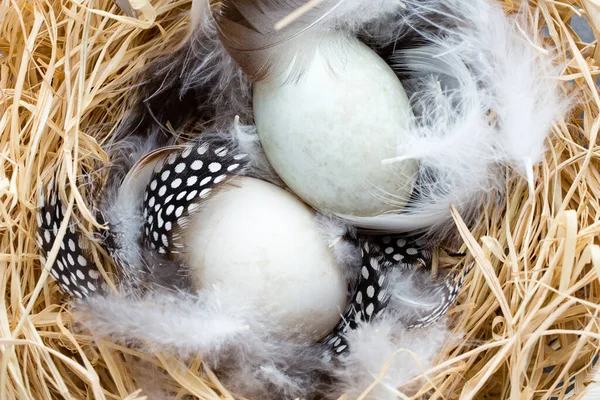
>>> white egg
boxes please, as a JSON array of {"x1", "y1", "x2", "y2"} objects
[
  {"x1": 253, "y1": 33, "x2": 418, "y2": 217},
  {"x1": 182, "y1": 177, "x2": 347, "y2": 342}
]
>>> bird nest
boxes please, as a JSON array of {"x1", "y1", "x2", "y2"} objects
[{"x1": 1, "y1": 0, "x2": 599, "y2": 398}]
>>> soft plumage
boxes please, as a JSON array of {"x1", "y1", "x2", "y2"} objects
[
  {"x1": 386, "y1": 263, "x2": 474, "y2": 328},
  {"x1": 75, "y1": 287, "x2": 336, "y2": 400},
  {"x1": 97, "y1": 135, "x2": 171, "y2": 278},
  {"x1": 334, "y1": 0, "x2": 570, "y2": 239},
  {"x1": 74, "y1": 288, "x2": 257, "y2": 357},
  {"x1": 315, "y1": 214, "x2": 362, "y2": 284},
  {"x1": 334, "y1": 318, "x2": 454, "y2": 399},
  {"x1": 110, "y1": 0, "x2": 252, "y2": 147}
]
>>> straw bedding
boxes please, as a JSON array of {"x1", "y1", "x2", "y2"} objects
[{"x1": 1, "y1": 0, "x2": 599, "y2": 398}]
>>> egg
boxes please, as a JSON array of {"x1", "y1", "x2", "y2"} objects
[
  {"x1": 253, "y1": 34, "x2": 418, "y2": 217},
  {"x1": 182, "y1": 177, "x2": 347, "y2": 342}
]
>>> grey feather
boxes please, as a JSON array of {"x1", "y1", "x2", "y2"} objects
[
  {"x1": 74, "y1": 287, "x2": 335, "y2": 400},
  {"x1": 215, "y1": 0, "x2": 407, "y2": 81}
]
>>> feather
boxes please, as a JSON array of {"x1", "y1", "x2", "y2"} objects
[
  {"x1": 138, "y1": 133, "x2": 251, "y2": 257},
  {"x1": 385, "y1": 264, "x2": 473, "y2": 328},
  {"x1": 337, "y1": 44, "x2": 502, "y2": 237},
  {"x1": 74, "y1": 287, "x2": 259, "y2": 357},
  {"x1": 336, "y1": 0, "x2": 570, "y2": 239},
  {"x1": 96, "y1": 136, "x2": 175, "y2": 278},
  {"x1": 459, "y1": 3, "x2": 570, "y2": 195},
  {"x1": 333, "y1": 318, "x2": 454, "y2": 399},
  {"x1": 314, "y1": 213, "x2": 361, "y2": 284},
  {"x1": 403, "y1": 0, "x2": 571, "y2": 193},
  {"x1": 98, "y1": 127, "x2": 256, "y2": 284},
  {"x1": 228, "y1": 116, "x2": 282, "y2": 184},
  {"x1": 110, "y1": 0, "x2": 252, "y2": 146},
  {"x1": 323, "y1": 234, "x2": 439, "y2": 356},
  {"x1": 75, "y1": 286, "x2": 333, "y2": 400},
  {"x1": 120, "y1": 146, "x2": 186, "y2": 195},
  {"x1": 214, "y1": 0, "x2": 406, "y2": 81},
  {"x1": 37, "y1": 177, "x2": 104, "y2": 298}
]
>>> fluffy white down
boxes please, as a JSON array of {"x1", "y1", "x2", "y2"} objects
[
  {"x1": 99, "y1": 135, "x2": 162, "y2": 273},
  {"x1": 190, "y1": 0, "x2": 211, "y2": 33},
  {"x1": 386, "y1": 267, "x2": 451, "y2": 326},
  {"x1": 410, "y1": 0, "x2": 571, "y2": 179},
  {"x1": 74, "y1": 287, "x2": 332, "y2": 400},
  {"x1": 336, "y1": 319, "x2": 453, "y2": 399},
  {"x1": 228, "y1": 118, "x2": 282, "y2": 184},
  {"x1": 339, "y1": 0, "x2": 570, "y2": 237},
  {"x1": 323, "y1": 0, "x2": 407, "y2": 33},
  {"x1": 75, "y1": 285, "x2": 455, "y2": 399},
  {"x1": 314, "y1": 213, "x2": 362, "y2": 282},
  {"x1": 74, "y1": 287, "x2": 258, "y2": 358}
]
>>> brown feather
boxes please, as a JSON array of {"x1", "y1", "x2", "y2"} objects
[{"x1": 214, "y1": 0, "x2": 341, "y2": 81}]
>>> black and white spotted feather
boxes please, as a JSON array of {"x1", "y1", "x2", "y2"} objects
[
  {"x1": 94, "y1": 127, "x2": 255, "y2": 287},
  {"x1": 323, "y1": 234, "x2": 472, "y2": 356},
  {"x1": 36, "y1": 178, "x2": 104, "y2": 298},
  {"x1": 141, "y1": 139, "x2": 249, "y2": 255}
]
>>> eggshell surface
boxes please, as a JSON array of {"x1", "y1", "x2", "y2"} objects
[
  {"x1": 253, "y1": 35, "x2": 417, "y2": 216},
  {"x1": 183, "y1": 177, "x2": 347, "y2": 342}
]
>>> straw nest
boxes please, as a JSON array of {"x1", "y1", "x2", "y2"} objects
[{"x1": 1, "y1": 0, "x2": 599, "y2": 398}]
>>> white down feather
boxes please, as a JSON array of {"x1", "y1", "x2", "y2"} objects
[{"x1": 336, "y1": 0, "x2": 570, "y2": 237}]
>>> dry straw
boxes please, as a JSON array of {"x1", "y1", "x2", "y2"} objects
[{"x1": 0, "y1": 0, "x2": 599, "y2": 398}]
